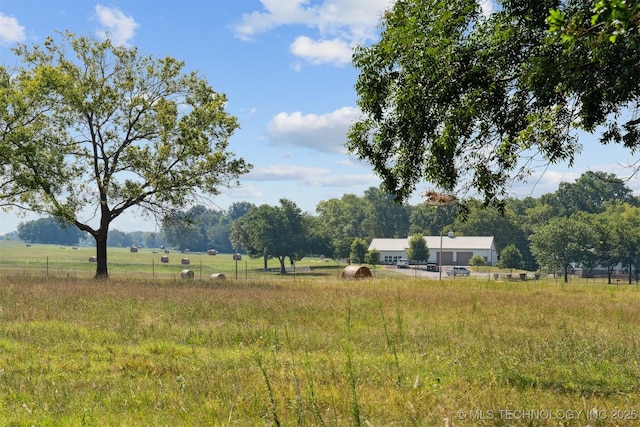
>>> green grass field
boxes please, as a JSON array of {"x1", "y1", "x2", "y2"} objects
[
  {"x1": 1, "y1": 241, "x2": 640, "y2": 425},
  {"x1": 0, "y1": 240, "x2": 375, "y2": 281}
]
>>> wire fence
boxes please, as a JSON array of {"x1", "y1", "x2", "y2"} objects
[
  {"x1": 0, "y1": 247, "x2": 378, "y2": 282},
  {"x1": 0, "y1": 245, "x2": 632, "y2": 285}
]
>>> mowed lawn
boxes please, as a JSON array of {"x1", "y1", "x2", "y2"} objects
[{"x1": 0, "y1": 244, "x2": 640, "y2": 425}]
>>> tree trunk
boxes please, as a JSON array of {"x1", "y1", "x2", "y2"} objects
[
  {"x1": 263, "y1": 253, "x2": 268, "y2": 270},
  {"x1": 94, "y1": 228, "x2": 109, "y2": 280},
  {"x1": 278, "y1": 256, "x2": 287, "y2": 274}
]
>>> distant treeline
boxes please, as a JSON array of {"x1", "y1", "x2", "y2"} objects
[
  {"x1": 15, "y1": 218, "x2": 167, "y2": 249},
  {"x1": 11, "y1": 171, "x2": 640, "y2": 277}
]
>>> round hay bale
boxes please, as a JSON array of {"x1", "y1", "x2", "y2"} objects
[
  {"x1": 88, "y1": 256, "x2": 97, "y2": 263},
  {"x1": 209, "y1": 273, "x2": 226, "y2": 281},
  {"x1": 26, "y1": 243, "x2": 32, "y2": 247},
  {"x1": 180, "y1": 269, "x2": 194, "y2": 279},
  {"x1": 130, "y1": 246, "x2": 138, "y2": 253},
  {"x1": 233, "y1": 253, "x2": 242, "y2": 261},
  {"x1": 341, "y1": 265, "x2": 372, "y2": 280},
  {"x1": 164, "y1": 249, "x2": 170, "y2": 254},
  {"x1": 181, "y1": 258, "x2": 190, "y2": 265},
  {"x1": 160, "y1": 255, "x2": 169, "y2": 263},
  {"x1": 207, "y1": 249, "x2": 218, "y2": 256}
]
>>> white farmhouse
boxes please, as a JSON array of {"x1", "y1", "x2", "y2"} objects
[{"x1": 368, "y1": 233, "x2": 497, "y2": 266}]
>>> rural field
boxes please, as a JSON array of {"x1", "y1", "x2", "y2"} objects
[{"x1": 1, "y1": 242, "x2": 640, "y2": 425}]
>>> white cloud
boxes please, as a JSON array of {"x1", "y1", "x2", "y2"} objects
[
  {"x1": 267, "y1": 106, "x2": 361, "y2": 154},
  {"x1": 233, "y1": 0, "x2": 315, "y2": 41},
  {"x1": 0, "y1": 13, "x2": 26, "y2": 45},
  {"x1": 246, "y1": 164, "x2": 378, "y2": 188},
  {"x1": 233, "y1": 0, "x2": 392, "y2": 65},
  {"x1": 290, "y1": 36, "x2": 352, "y2": 65},
  {"x1": 335, "y1": 158, "x2": 356, "y2": 166},
  {"x1": 249, "y1": 164, "x2": 331, "y2": 180},
  {"x1": 232, "y1": 0, "x2": 499, "y2": 66},
  {"x1": 95, "y1": 5, "x2": 139, "y2": 46},
  {"x1": 228, "y1": 183, "x2": 264, "y2": 199},
  {"x1": 479, "y1": 0, "x2": 495, "y2": 17}
]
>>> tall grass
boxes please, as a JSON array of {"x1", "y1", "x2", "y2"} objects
[{"x1": 0, "y1": 273, "x2": 639, "y2": 425}]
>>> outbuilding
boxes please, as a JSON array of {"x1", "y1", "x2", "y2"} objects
[{"x1": 368, "y1": 233, "x2": 497, "y2": 266}]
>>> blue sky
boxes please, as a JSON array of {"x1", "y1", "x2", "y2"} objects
[{"x1": 1, "y1": 0, "x2": 639, "y2": 235}]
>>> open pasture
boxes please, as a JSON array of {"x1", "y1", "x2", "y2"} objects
[
  {"x1": 1, "y1": 255, "x2": 640, "y2": 425},
  {"x1": 0, "y1": 241, "x2": 376, "y2": 281}
]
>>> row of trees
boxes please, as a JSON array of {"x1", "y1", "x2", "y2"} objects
[
  {"x1": 17, "y1": 217, "x2": 84, "y2": 246},
  {"x1": 15, "y1": 218, "x2": 168, "y2": 249},
  {"x1": 531, "y1": 204, "x2": 640, "y2": 284},
  {"x1": 155, "y1": 171, "x2": 638, "y2": 283},
  {"x1": 12, "y1": 170, "x2": 640, "y2": 283}
]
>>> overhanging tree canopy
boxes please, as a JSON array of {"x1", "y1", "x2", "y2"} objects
[
  {"x1": 347, "y1": 0, "x2": 640, "y2": 205},
  {"x1": 2, "y1": 31, "x2": 251, "y2": 279}
]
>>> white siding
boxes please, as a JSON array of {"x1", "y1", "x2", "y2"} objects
[{"x1": 369, "y1": 235, "x2": 497, "y2": 266}]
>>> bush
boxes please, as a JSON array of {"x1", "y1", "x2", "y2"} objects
[{"x1": 469, "y1": 255, "x2": 488, "y2": 266}]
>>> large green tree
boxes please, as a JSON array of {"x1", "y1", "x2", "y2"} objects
[
  {"x1": 315, "y1": 194, "x2": 367, "y2": 258},
  {"x1": 529, "y1": 215, "x2": 598, "y2": 282},
  {"x1": 5, "y1": 32, "x2": 250, "y2": 278},
  {"x1": 350, "y1": 238, "x2": 370, "y2": 264},
  {"x1": 601, "y1": 203, "x2": 640, "y2": 284},
  {"x1": 408, "y1": 202, "x2": 457, "y2": 236},
  {"x1": 347, "y1": 0, "x2": 640, "y2": 205},
  {"x1": 361, "y1": 186, "x2": 410, "y2": 238},
  {"x1": 550, "y1": 171, "x2": 636, "y2": 217},
  {"x1": 162, "y1": 205, "x2": 234, "y2": 253},
  {"x1": 406, "y1": 233, "x2": 429, "y2": 263},
  {"x1": 233, "y1": 199, "x2": 307, "y2": 274},
  {"x1": 497, "y1": 244, "x2": 523, "y2": 272}
]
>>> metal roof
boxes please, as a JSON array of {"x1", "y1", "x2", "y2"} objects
[{"x1": 369, "y1": 235, "x2": 495, "y2": 251}]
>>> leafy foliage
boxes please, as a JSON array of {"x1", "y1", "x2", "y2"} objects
[
  {"x1": 3, "y1": 32, "x2": 250, "y2": 278},
  {"x1": 348, "y1": 0, "x2": 640, "y2": 205},
  {"x1": 364, "y1": 249, "x2": 380, "y2": 265},
  {"x1": 232, "y1": 199, "x2": 307, "y2": 273},
  {"x1": 350, "y1": 238, "x2": 369, "y2": 264},
  {"x1": 469, "y1": 255, "x2": 488, "y2": 267},
  {"x1": 348, "y1": 0, "x2": 580, "y2": 204},
  {"x1": 529, "y1": 216, "x2": 598, "y2": 282},
  {"x1": 163, "y1": 204, "x2": 242, "y2": 253},
  {"x1": 17, "y1": 217, "x2": 85, "y2": 245},
  {"x1": 546, "y1": 0, "x2": 640, "y2": 148},
  {"x1": 405, "y1": 234, "x2": 429, "y2": 262},
  {"x1": 497, "y1": 244, "x2": 523, "y2": 271}
]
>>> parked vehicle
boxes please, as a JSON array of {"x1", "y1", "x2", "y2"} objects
[
  {"x1": 396, "y1": 259, "x2": 410, "y2": 269},
  {"x1": 426, "y1": 263, "x2": 439, "y2": 272},
  {"x1": 446, "y1": 267, "x2": 470, "y2": 276}
]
